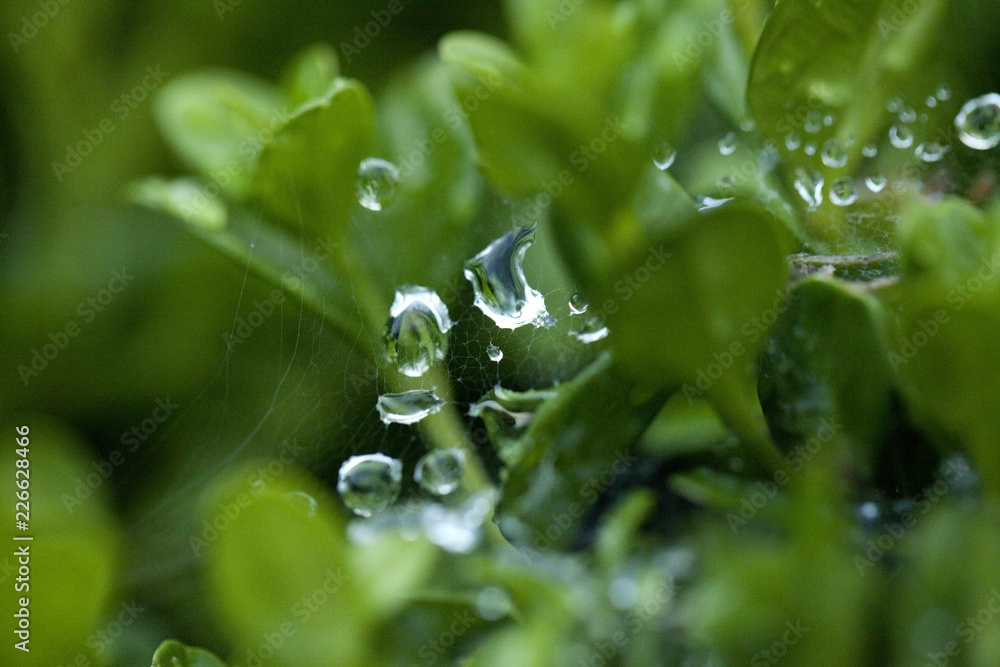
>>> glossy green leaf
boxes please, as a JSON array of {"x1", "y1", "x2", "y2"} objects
[
  {"x1": 253, "y1": 78, "x2": 377, "y2": 240},
  {"x1": 0, "y1": 418, "x2": 119, "y2": 666},
  {"x1": 882, "y1": 198, "x2": 1000, "y2": 495},
  {"x1": 280, "y1": 43, "x2": 340, "y2": 109},
  {"x1": 758, "y1": 275, "x2": 894, "y2": 475},
  {"x1": 151, "y1": 639, "x2": 228, "y2": 667},
  {"x1": 602, "y1": 199, "x2": 794, "y2": 465},
  {"x1": 154, "y1": 70, "x2": 285, "y2": 198}
]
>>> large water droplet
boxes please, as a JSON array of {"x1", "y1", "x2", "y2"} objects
[
  {"x1": 487, "y1": 344, "x2": 503, "y2": 362},
  {"x1": 385, "y1": 286, "x2": 452, "y2": 378},
  {"x1": 376, "y1": 389, "x2": 444, "y2": 425},
  {"x1": 337, "y1": 454, "x2": 402, "y2": 517},
  {"x1": 866, "y1": 174, "x2": 888, "y2": 193},
  {"x1": 569, "y1": 315, "x2": 609, "y2": 344},
  {"x1": 464, "y1": 225, "x2": 553, "y2": 330},
  {"x1": 718, "y1": 132, "x2": 737, "y2": 156},
  {"x1": 916, "y1": 141, "x2": 948, "y2": 163},
  {"x1": 821, "y1": 139, "x2": 848, "y2": 168},
  {"x1": 651, "y1": 141, "x2": 677, "y2": 170},
  {"x1": 829, "y1": 177, "x2": 857, "y2": 207},
  {"x1": 415, "y1": 448, "x2": 466, "y2": 496},
  {"x1": 793, "y1": 167, "x2": 824, "y2": 210},
  {"x1": 955, "y1": 93, "x2": 1000, "y2": 150},
  {"x1": 889, "y1": 124, "x2": 914, "y2": 149},
  {"x1": 356, "y1": 157, "x2": 400, "y2": 211}
]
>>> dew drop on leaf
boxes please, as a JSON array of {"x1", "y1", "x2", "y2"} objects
[
  {"x1": 804, "y1": 110, "x2": 823, "y2": 134},
  {"x1": 793, "y1": 167, "x2": 824, "y2": 210},
  {"x1": 651, "y1": 141, "x2": 676, "y2": 170},
  {"x1": 384, "y1": 286, "x2": 452, "y2": 378},
  {"x1": 415, "y1": 448, "x2": 466, "y2": 496},
  {"x1": 356, "y1": 157, "x2": 400, "y2": 211},
  {"x1": 955, "y1": 93, "x2": 1000, "y2": 150},
  {"x1": 487, "y1": 344, "x2": 503, "y2": 362},
  {"x1": 889, "y1": 124, "x2": 914, "y2": 149},
  {"x1": 862, "y1": 144, "x2": 879, "y2": 159},
  {"x1": 821, "y1": 139, "x2": 848, "y2": 168},
  {"x1": 283, "y1": 491, "x2": 318, "y2": 517},
  {"x1": 337, "y1": 453, "x2": 403, "y2": 517},
  {"x1": 569, "y1": 315, "x2": 609, "y2": 344},
  {"x1": 568, "y1": 292, "x2": 589, "y2": 315},
  {"x1": 376, "y1": 389, "x2": 444, "y2": 425},
  {"x1": 464, "y1": 224, "x2": 553, "y2": 329},
  {"x1": 866, "y1": 174, "x2": 888, "y2": 193},
  {"x1": 718, "y1": 132, "x2": 737, "y2": 156},
  {"x1": 829, "y1": 177, "x2": 858, "y2": 207},
  {"x1": 785, "y1": 133, "x2": 802, "y2": 151},
  {"x1": 915, "y1": 141, "x2": 948, "y2": 163}
]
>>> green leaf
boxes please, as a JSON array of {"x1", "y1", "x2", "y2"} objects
[
  {"x1": 882, "y1": 198, "x2": 1000, "y2": 495},
  {"x1": 498, "y1": 352, "x2": 669, "y2": 551},
  {"x1": 151, "y1": 640, "x2": 228, "y2": 667},
  {"x1": 280, "y1": 43, "x2": 341, "y2": 108},
  {"x1": 602, "y1": 199, "x2": 794, "y2": 465},
  {"x1": 130, "y1": 180, "x2": 366, "y2": 347},
  {"x1": 154, "y1": 70, "x2": 285, "y2": 198},
  {"x1": 758, "y1": 275, "x2": 894, "y2": 475},
  {"x1": 253, "y1": 78, "x2": 377, "y2": 241}
]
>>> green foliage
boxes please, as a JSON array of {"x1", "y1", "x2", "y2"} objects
[{"x1": 6, "y1": 0, "x2": 1000, "y2": 665}]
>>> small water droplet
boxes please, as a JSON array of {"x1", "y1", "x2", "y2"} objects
[
  {"x1": 866, "y1": 174, "x2": 888, "y2": 193},
  {"x1": 889, "y1": 124, "x2": 914, "y2": 149},
  {"x1": 793, "y1": 167, "x2": 824, "y2": 210},
  {"x1": 415, "y1": 448, "x2": 466, "y2": 496},
  {"x1": 823, "y1": 113, "x2": 835, "y2": 127},
  {"x1": 337, "y1": 454, "x2": 403, "y2": 517},
  {"x1": 887, "y1": 97, "x2": 903, "y2": 114},
  {"x1": 487, "y1": 344, "x2": 503, "y2": 362},
  {"x1": 785, "y1": 133, "x2": 802, "y2": 151},
  {"x1": 384, "y1": 286, "x2": 452, "y2": 378},
  {"x1": 916, "y1": 141, "x2": 948, "y2": 163},
  {"x1": 569, "y1": 315, "x2": 609, "y2": 344},
  {"x1": 821, "y1": 139, "x2": 848, "y2": 168},
  {"x1": 696, "y1": 195, "x2": 733, "y2": 211},
  {"x1": 739, "y1": 118, "x2": 756, "y2": 132},
  {"x1": 804, "y1": 110, "x2": 823, "y2": 134},
  {"x1": 862, "y1": 144, "x2": 879, "y2": 158},
  {"x1": 608, "y1": 575, "x2": 640, "y2": 610},
  {"x1": 803, "y1": 142, "x2": 817, "y2": 156},
  {"x1": 718, "y1": 132, "x2": 737, "y2": 156},
  {"x1": 283, "y1": 491, "x2": 318, "y2": 517},
  {"x1": 376, "y1": 389, "x2": 444, "y2": 425},
  {"x1": 356, "y1": 157, "x2": 400, "y2": 211},
  {"x1": 568, "y1": 292, "x2": 589, "y2": 315},
  {"x1": 464, "y1": 225, "x2": 553, "y2": 330},
  {"x1": 955, "y1": 93, "x2": 1000, "y2": 150},
  {"x1": 717, "y1": 174, "x2": 736, "y2": 193},
  {"x1": 858, "y1": 501, "x2": 880, "y2": 521},
  {"x1": 936, "y1": 84, "x2": 952, "y2": 102},
  {"x1": 829, "y1": 177, "x2": 857, "y2": 207},
  {"x1": 899, "y1": 107, "x2": 917, "y2": 124},
  {"x1": 651, "y1": 141, "x2": 677, "y2": 170},
  {"x1": 925, "y1": 96, "x2": 938, "y2": 108}
]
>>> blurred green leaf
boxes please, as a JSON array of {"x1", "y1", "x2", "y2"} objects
[
  {"x1": 280, "y1": 44, "x2": 341, "y2": 109},
  {"x1": 152, "y1": 639, "x2": 228, "y2": 667}
]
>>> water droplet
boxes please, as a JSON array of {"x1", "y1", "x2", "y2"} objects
[
  {"x1": 916, "y1": 141, "x2": 948, "y2": 163},
  {"x1": 955, "y1": 93, "x2": 1000, "y2": 150},
  {"x1": 889, "y1": 124, "x2": 914, "y2": 149},
  {"x1": 862, "y1": 144, "x2": 879, "y2": 159},
  {"x1": 936, "y1": 84, "x2": 952, "y2": 102},
  {"x1": 718, "y1": 132, "x2": 737, "y2": 156},
  {"x1": 858, "y1": 501, "x2": 880, "y2": 521},
  {"x1": 475, "y1": 586, "x2": 512, "y2": 621},
  {"x1": 899, "y1": 107, "x2": 917, "y2": 124},
  {"x1": 464, "y1": 225, "x2": 553, "y2": 330},
  {"x1": 608, "y1": 575, "x2": 640, "y2": 610},
  {"x1": 829, "y1": 177, "x2": 857, "y2": 207},
  {"x1": 415, "y1": 448, "x2": 466, "y2": 496},
  {"x1": 866, "y1": 174, "x2": 887, "y2": 193},
  {"x1": 356, "y1": 157, "x2": 400, "y2": 211},
  {"x1": 487, "y1": 344, "x2": 503, "y2": 362},
  {"x1": 823, "y1": 113, "x2": 835, "y2": 127},
  {"x1": 717, "y1": 174, "x2": 736, "y2": 194},
  {"x1": 803, "y1": 142, "x2": 817, "y2": 156},
  {"x1": 283, "y1": 491, "x2": 318, "y2": 517},
  {"x1": 739, "y1": 118, "x2": 756, "y2": 132},
  {"x1": 376, "y1": 389, "x2": 444, "y2": 425},
  {"x1": 821, "y1": 139, "x2": 848, "y2": 168},
  {"x1": 568, "y1": 292, "x2": 589, "y2": 315},
  {"x1": 758, "y1": 143, "x2": 780, "y2": 172},
  {"x1": 569, "y1": 315, "x2": 609, "y2": 344},
  {"x1": 651, "y1": 141, "x2": 677, "y2": 170},
  {"x1": 696, "y1": 195, "x2": 733, "y2": 211},
  {"x1": 804, "y1": 110, "x2": 823, "y2": 134},
  {"x1": 385, "y1": 286, "x2": 452, "y2": 378},
  {"x1": 793, "y1": 167, "x2": 824, "y2": 210},
  {"x1": 887, "y1": 97, "x2": 904, "y2": 114},
  {"x1": 925, "y1": 96, "x2": 938, "y2": 109},
  {"x1": 337, "y1": 454, "x2": 402, "y2": 517},
  {"x1": 785, "y1": 133, "x2": 802, "y2": 151}
]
